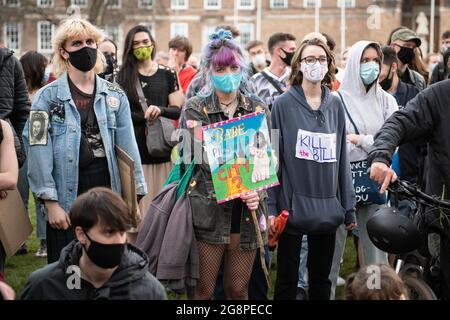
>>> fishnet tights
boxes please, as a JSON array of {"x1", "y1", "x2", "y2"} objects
[{"x1": 195, "y1": 234, "x2": 256, "y2": 300}]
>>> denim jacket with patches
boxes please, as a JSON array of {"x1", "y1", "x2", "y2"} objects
[
  {"x1": 179, "y1": 92, "x2": 270, "y2": 250},
  {"x1": 22, "y1": 73, "x2": 147, "y2": 213}
]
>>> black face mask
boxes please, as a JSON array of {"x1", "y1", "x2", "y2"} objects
[
  {"x1": 280, "y1": 48, "x2": 295, "y2": 66},
  {"x1": 379, "y1": 64, "x2": 393, "y2": 91},
  {"x1": 83, "y1": 230, "x2": 125, "y2": 269},
  {"x1": 99, "y1": 54, "x2": 116, "y2": 79},
  {"x1": 64, "y1": 46, "x2": 98, "y2": 72},
  {"x1": 397, "y1": 46, "x2": 415, "y2": 65}
]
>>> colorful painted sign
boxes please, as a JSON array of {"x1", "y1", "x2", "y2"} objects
[{"x1": 202, "y1": 111, "x2": 279, "y2": 203}]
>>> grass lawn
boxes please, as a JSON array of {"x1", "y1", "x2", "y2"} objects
[{"x1": 4, "y1": 197, "x2": 358, "y2": 299}]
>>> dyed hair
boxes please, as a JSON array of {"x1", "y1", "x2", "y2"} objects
[
  {"x1": 344, "y1": 264, "x2": 409, "y2": 300},
  {"x1": 52, "y1": 17, "x2": 105, "y2": 77},
  {"x1": 289, "y1": 38, "x2": 336, "y2": 89},
  {"x1": 197, "y1": 29, "x2": 251, "y2": 98}
]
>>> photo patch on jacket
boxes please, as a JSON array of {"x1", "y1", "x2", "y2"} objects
[
  {"x1": 49, "y1": 100, "x2": 65, "y2": 123},
  {"x1": 29, "y1": 110, "x2": 49, "y2": 146},
  {"x1": 295, "y1": 129, "x2": 337, "y2": 163}
]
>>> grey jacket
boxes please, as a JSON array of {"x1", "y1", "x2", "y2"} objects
[
  {"x1": 21, "y1": 240, "x2": 167, "y2": 300},
  {"x1": 136, "y1": 183, "x2": 199, "y2": 292},
  {"x1": 268, "y1": 85, "x2": 356, "y2": 235}
]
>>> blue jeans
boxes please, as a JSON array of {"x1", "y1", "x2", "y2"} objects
[{"x1": 297, "y1": 235, "x2": 308, "y2": 289}]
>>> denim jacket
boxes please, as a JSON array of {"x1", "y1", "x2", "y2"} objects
[
  {"x1": 22, "y1": 73, "x2": 147, "y2": 213},
  {"x1": 179, "y1": 92, "x2": 270, "y2": 250}
]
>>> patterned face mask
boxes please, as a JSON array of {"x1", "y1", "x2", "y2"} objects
[{"x1": 133, "y1": 46, "x2": 153, "y2": 61}]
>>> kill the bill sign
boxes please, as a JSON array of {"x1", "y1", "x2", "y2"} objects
[{"x1": 202, "y1": 111, "x2": 279, "y2": 204}]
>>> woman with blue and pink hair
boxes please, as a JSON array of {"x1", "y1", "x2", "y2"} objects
[{"x1": 179, "y1": 29, "x2": 270, "y2": 300}]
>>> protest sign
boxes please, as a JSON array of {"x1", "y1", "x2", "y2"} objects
[{"x1": 202, "y1": 111, "x2": 279, "y2": 203}]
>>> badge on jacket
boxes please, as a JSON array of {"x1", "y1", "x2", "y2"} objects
[
  {"x1": 29, "y1": 110, "x2": 49, "y2": 146},
  {"x1": 49, "y1": 100, "x2": 65, "y2": 123}
]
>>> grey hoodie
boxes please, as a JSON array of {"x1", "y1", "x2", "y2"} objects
[
  {"x1": 337, "y1": 41, "x2": 398, "y2": 162},
  {"x1": 268, "y1": 85, "x2": 356, "y2": 235}
]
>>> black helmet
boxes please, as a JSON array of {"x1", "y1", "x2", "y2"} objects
[{"x1": 367, "y1": 207, "x2": 421, "y2": 254}]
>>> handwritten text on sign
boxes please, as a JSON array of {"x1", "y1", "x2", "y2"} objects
[{"x1": 295, "y1": 129, "x2": 337, "y2": 163}]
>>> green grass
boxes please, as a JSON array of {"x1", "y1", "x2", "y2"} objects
[{"x1": 4, "y1": 195, "x2": 358, "y2": 299}]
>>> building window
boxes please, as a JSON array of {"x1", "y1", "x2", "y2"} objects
[
  {"x1": 138, "y1": 0, "x2": 153, "y2": 8},
  {"x1": 204, "y1": 0, "x2": 220, "y2": 9},
  {"x1": 37, "y1": 0, "x2": 53, "y2": 7},
  {"x1": 71, "y1": 0, "x2": 87, "y2": 7},
  {"x1": 269, "y1": 0, "x2": 287, "y2": 9},
  {"x1": 5, "y1": 0, "x2": 20, "y2": 6},
  {"x1": 5, "y1": 22, "x2": 20, "y2": 51},
  {"x1": 304, "y1": 0, "x2": 321, "y2": 8},
  {"x1": 106, "y1": 0, "x2": 120, "y2": 8},
  {"x1": 238, "y1": 0, "x2": 254, "y2": 10},
  {"x1": 202, "y1": 25, "x2": 217, "y2": 47},
  {"x1": 139, "y1": 22, "x2": 156, "y2": 39},
  {"x1": 171, "y1": 23, "x2": 188, "y2": 38},
  {"x1": 105, "y1": 25, "x2": 121, "y2": 46},
  {"x1": 171, "y1": 0, "x2": 188, "y2": 10},
  {"x1": 238, "y1": 23, "x2": 253, "y2": 47},
  {"x1": 37, "y1": 21, "x2": 54, "y2": 53},
  {"x1": 337, "y1": 0, "x2": 355, "y2": 8}
]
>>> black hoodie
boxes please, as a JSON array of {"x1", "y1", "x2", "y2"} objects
[
  {"x1": 21, "y1": 240, "x2": 167, "y2": 300},
  {"x1": 0, "y1": 47, "x2": 30, "y2": 165}
]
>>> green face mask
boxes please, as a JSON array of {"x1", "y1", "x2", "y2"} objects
[{"x1": 133, "y1": 46, "x2": 153, "y2": 61}]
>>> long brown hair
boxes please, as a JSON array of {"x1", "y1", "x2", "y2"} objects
[
  {"x1": 410, "y1": 47, "x2": 429, "y2": 83},
  {"x1": 289, "y1": 38, "x2": 336, "y2": 89}
]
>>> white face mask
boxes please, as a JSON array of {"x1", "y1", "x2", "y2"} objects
[
  {"x1": 251, "y1": 53, "x2": 267, "y2": 68},
  {"x1": 300, "y1": 61, "x2": 328, "y2": 83}
]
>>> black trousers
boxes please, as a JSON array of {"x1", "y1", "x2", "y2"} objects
[
  {"x1": 47, "y1": 157, "x2": 110, "y2": 264},
  {"x1": 440, "y1": 235, "x2": 450, "y2": 300},
  {"x1": 274, "y1": 232, "x2": 336, "y2": 300}
]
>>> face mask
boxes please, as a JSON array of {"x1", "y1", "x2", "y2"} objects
[
  {"x1": 42, "y1": 67, "x2": 50, "y2": 85},
  {"x1": 429, "y1": 62, "x2": 438, "y2": 71},
  {"x1": 83, "y1": 230, "x2": 126, "y2": 269},
  {"x1": 212, "y1": 72, "x2": 242, "y2": 93},
  {"x1": 360, "y1": 61, "x2": 380, "y2": 85},
  {"x1": 251, "y1": 54, "x2": 267, "y2": 68},
  {"x1": 133, "y1": 46, "x2": 153, "y2": 61},
  {"x1": 280, "y1": 48, "x2": 295, "y2": 66},
  {"x1": 300, "y1": 61, "x2": 328, "y2": 83},
  {"x1": 379, "y1": 64, "x2": 393, "y2": 91},
  {"x1": 64, "y1": 46, "x2": 98, "y2": 72},
  {"x1": 100, "y1": 54, "x2": 115, "y2": 79},
  {"x1": 397, "y1": 46, "x2": 415, "y2": 65}
]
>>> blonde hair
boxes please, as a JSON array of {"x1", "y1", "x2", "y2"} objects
[
  {"x1": 52, "y1": 17, "x2": 105, "y2": 77},
  {"x1": 344, "y1": 264, "x2": 409, "y2": 300}
]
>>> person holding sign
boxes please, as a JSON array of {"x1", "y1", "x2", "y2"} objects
[
  {"x1": 329, "y1": 41, "x2": 399, "y2": 295},
  {"x1": 179, "y1": 29, "x2": 270, "y2": 300},
  {"x1": 22, "y1": 18, "x2": 147, "y2": 264},
  {"x1": 268, "y1": 38, "x2": 356, "y2": 300}
]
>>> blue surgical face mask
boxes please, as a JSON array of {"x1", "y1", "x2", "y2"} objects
[
  {"x1": 42, "y1": 67, "x2": 51, "y2": 85},
  {"x1": 360, "y1": 61, "x2": 380, "y2": 85},
  {"x1": 212, "y1": 72, "x2": 242, "y2": 93}
]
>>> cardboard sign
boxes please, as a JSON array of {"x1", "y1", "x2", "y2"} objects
[
  {"x1": 202, "y1": 112, "x2": 279, "y2": 203},
  {"x1": 0, "y1": 189, "x2": 33, "y2": 257}
]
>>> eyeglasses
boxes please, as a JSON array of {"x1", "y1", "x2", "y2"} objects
[{"x1": 301, "y1": 56, "x2": 328, "y2": 65}]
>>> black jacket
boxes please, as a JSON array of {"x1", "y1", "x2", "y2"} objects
[
  {"x1": 20, "y1": 240, "x2": 167, "y2": 300},
  {"x1": 429, "y1": 61, "x2": 449, "y2": 85},
  {"x1": 368, "y1": 79, "x2": 450, "y2": 199},
  {"x1": 393, "y1": 81, "x2": 422, "y2": 184},
  {"x1": 0, "y1": 48, "x2": 30, "y2": 164}
]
